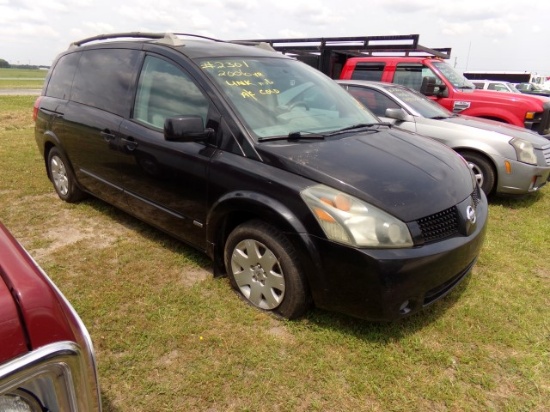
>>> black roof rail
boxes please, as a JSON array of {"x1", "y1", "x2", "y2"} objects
[
  {"x1": 69, "y1": 32, "x2": 228, "y2": 49},
  {"x1": 237, "y1": 34, "x2": 451, "y2": 59}
]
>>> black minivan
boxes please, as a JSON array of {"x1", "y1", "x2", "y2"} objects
[{"x1": 34, "y1": 33, "x2": 487, "y2": 321}]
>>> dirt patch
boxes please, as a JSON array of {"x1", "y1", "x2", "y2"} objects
[{"x1": 10, "y1": 192, "x2": 212, "y2": 287}]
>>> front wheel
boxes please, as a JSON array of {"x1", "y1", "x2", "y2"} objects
[
  {"x1": 47, "y1": 147, "x2": 85, "y2": 203},
  {"x1": 460, "y1": 152, "x2": 496, "y2": 196},
  {"x1": 224, "y1": 220, "x2": 310, "y2": 319}
]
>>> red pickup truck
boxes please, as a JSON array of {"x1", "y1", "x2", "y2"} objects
[{"x1": 248, "y1": 34, "x2": 550, "y2": 136}]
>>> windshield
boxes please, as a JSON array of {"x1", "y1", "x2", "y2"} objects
[
  {"x1": 386, "y1": 86, "x2": 454, "y2": 118},
  {"x1": 432, "y1": 61, "x2": 475, "y2": 89},
  {"x1": 199, "y1": 57, "x2": 378, "y2": 139}
]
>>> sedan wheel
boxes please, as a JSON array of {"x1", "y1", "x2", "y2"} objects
[{"x1": 461, "y1": 152, "x2": 496, "y2": 196}]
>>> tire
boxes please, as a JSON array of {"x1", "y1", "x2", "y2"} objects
[
  {"x1": 460, "y1": 152, "x2": 496, "y2": 196},
  {"x1": 47, "y1": 147, "x2": 85, "y2": 203},
  {"x1": 224, "y1": 220, "x2": 310, "y2": 319}
]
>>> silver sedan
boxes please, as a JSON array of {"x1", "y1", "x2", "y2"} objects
[{"x1": 338, "y1": 80, "x2": 550, "y2": 196}]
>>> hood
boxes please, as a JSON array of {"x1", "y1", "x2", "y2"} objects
[
  {"x1": 473, "y1": 89, "x2": 550, "y2": 104},
  {"x1": 442, "y1": 115, "x2": 550, "y2": 148},
  {"x1": 255, "y1": 127, "x2": 474, "y2": 222}
]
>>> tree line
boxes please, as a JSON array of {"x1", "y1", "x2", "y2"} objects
[{"x1": 0, "y1": 59, "x2": 49, "y2": 70}]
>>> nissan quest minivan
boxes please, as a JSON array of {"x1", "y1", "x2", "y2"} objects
[{"x1": 33, "y1": 33, "x2": 488, "y2": 321}]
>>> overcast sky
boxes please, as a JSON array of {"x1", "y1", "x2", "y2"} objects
[{"x1": 1, "y1": 0, "x2": 549, "y2": 75}]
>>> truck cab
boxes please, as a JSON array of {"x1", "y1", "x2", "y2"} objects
[{"x1": 340, "y1": 56, "x2": 550, "y2": 135}]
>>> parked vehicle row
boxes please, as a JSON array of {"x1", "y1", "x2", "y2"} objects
[
  {"x1": 17, "y1": 31, "x2": 549, "y2": 410},
  {"x1": 515, "y1": 82, "x2": 550, "y2": 97},
  {"x1": 34, "y1": 32, "x2": 487, "y2": 322},
  {"x1": 470, "y1": 80, "x2": 520, "y2": 93}
]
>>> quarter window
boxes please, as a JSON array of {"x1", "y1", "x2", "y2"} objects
[
  {"x1": 133, "y1": 56, "x2": 209, "y2": 129},
  {"x1": 45, "y1": 52, "x2": 80, "y2": 100},
  {"x1": 350, "y1": 62, "x2": 385, "y2": 81}
]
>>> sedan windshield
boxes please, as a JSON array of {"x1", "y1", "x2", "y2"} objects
[
  {"x1": 385, "y1": 86, "x2": 454, "y2": 119},
  {"x1": 199, "y1": 57, "x2": 378, "y2": 139}
]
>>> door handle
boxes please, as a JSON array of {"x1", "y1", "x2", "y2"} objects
[
  {"x1": 100, "y1": 130, "x2": 115, "y2": 142},
  {"x1": 121, "y1": 137, "x2": 138, "y2": 152}
]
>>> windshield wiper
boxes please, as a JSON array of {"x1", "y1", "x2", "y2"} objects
[
  {"x1": 258, "y1": 131, "x2": 325, "y2": 142},
  {"x1": 327, "y1": 122, "x2": 391, "y2": 135}
]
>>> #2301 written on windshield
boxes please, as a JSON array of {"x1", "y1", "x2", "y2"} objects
[{"x1": 200, "y1": 60, "x2": 278, "y2": 101}]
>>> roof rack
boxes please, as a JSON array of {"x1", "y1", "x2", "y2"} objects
[
  {"x1": 237, "y1": 34, "x2": 451, "y2": 59},
  {"x1": 69, "y1": 32, "x2": 225, "y2": 48}
]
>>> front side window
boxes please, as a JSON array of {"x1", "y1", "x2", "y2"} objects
[
  {"x1": 134, "y1": 56, "x2": 209, "y2": 129},
  {"x1": 199, "y1": 57, "x2": 377, "y2": 139}
]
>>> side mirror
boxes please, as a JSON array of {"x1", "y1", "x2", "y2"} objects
[
  {"x1": 420, "y1": 76, "x2": 437, "y2": 96},
  {"x1": 164, "y1": 116, "x2": 214, "y2": 142},
  {"x1": 385, "y1": 108, "x2": 414, "y2": 122},
  {"x1": 420, "y1": 76, "x2": 448, "y2": 97}
]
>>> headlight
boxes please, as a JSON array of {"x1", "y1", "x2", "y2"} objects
[
  {"x1": 0, "y1": 390, "x2": 43, "y2": 411},
  {"x1": 301, "y1": 185, "x2": 413, "y2": 248},
  {"x1": 510, "y1": 138, "x2": 537, "y2": 165}
]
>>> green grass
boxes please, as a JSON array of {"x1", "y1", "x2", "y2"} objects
[
  {"x1": 0, "y1": 68, "x2": 46, "y2": 89},
  {"x1": 1, "y1": 95, "x2": 549, "y2": 411}
]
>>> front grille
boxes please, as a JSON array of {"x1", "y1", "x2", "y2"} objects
[
  {"x1": 417, "y1": 206, "x2": 459, "y2": 243},
  {"x1": 471, "y1": 185, "x2": 481, "y2": 206},
  {"x1": 543, "y1": 146, "x2": 550, "y2": 166},
  {"x1": 538, "y1": 102, "x2": 550, "y2": 135}
]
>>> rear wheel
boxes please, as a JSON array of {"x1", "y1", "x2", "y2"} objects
[
  {"x1": 224, "y1": 220, "x2": 310, "y2": 319},
  {"x1": 47, "y1": 147, "x2": 85, "y2": 202},
  {"x1": 460, "y1": 152, "x2": 496, "y2": 196}
]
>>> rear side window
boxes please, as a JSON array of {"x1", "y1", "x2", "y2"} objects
[
  {"x1": 350, "y1": 62, "x2": 385, "y2": 81},
  {"x1": 45, "y1": 53, "x2": 80, "y2": 99},
  {"x1": 71, "y1": 49, "x2": 141, "y2": 117}
]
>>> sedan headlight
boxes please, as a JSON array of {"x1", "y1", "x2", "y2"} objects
[
  {"x1": 301, "y1": 185, "x2": 413, "y2": 248},
  {"x1": 510, "y1": 138, "x2": 537, "y2": 165}
]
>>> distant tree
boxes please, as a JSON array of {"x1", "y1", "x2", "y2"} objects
[{"x1": 0, "y1": 58, "x2": 10, "y2": 68}]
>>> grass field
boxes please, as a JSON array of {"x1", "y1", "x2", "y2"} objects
[
  {"x1": 0, "y1": 68, "x2": 46, "y2": 89},
  {"x1": 1, "y1": 95, "x2": 549, "y2": 411}
]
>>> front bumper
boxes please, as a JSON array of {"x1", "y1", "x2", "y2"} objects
[
  {"x1": 496, "y1": 159, "x2": 550, "y2": 195},
  {"x1": 301, "y1": 194, "x2": 488, "y2": 321}
]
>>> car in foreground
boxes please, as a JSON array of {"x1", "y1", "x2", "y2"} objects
[
  {"x1": 338, "y1": 80, "x2": 550, "y2": 196},
  {"x1": 34, "y1": 33, "x2": 488, "y2": 321},
  {"x1": 0, "y1": 221, "x2": 101, "y2": 411}
]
